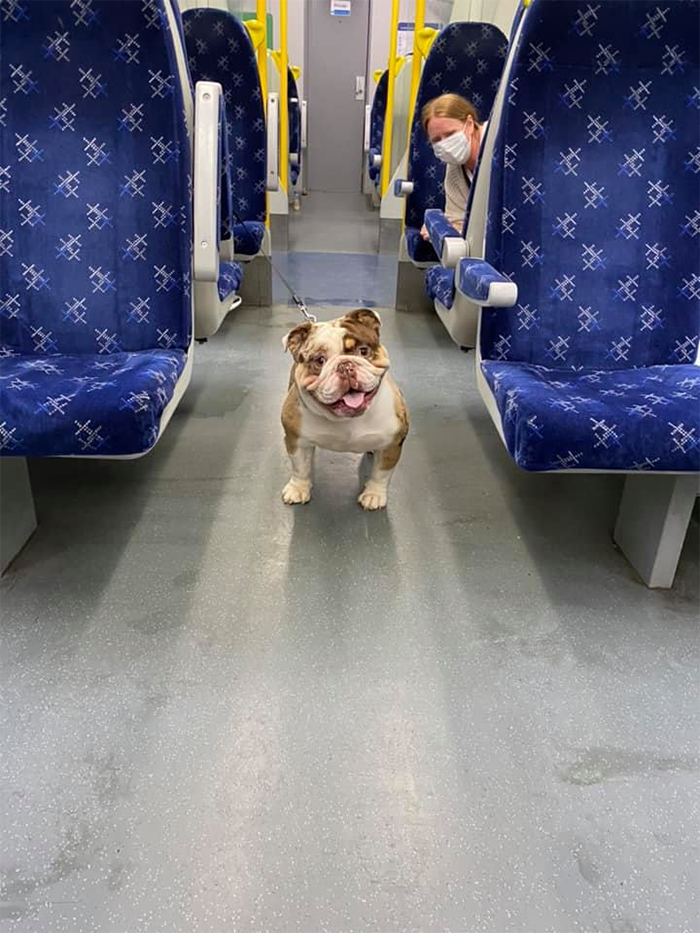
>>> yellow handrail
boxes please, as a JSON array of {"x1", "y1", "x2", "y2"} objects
[
  {"x1": 278, "y1": 0, "x2": 289, "y2": 192},
  {"x1": 256, "y1": 0, "x2": 267, "y2": 109},
  {"x1": 380, "y1": 0, "x2": 401, "y2": 197},
  {"x1": 406, "y1": 0, "x2": 425, "y2": 147}
]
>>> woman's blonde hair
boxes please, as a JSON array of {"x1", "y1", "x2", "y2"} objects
[{"x1": 421, "y1": 93, "x2": 480, "y2": 133}]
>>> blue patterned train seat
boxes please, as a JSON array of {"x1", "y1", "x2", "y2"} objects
[
  {"x1": 368, "y1": 69, "x2": 388, "y2": 186},
  {"x1": 182, "y1": 7, "x2": 266, "y2": 259},
  {"x1": 0, "y1": 0, "x2": 195, "y2": 457},
  {"x1": 288, "y1": 67, "x2": 302, "y2": 186},
  {"x1": 477, "y1": 0, "x2": 700, "y2": 472}
]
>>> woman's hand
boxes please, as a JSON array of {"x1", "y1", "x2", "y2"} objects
[{"x1": 420, "y1": 223, "x2": 429, "y2": 241}]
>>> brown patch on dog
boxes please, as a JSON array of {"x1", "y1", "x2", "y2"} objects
[
  {"x1": 344, "y1": 336, "x2": 357, "y2": 351},
  {"x1": 378, "y1": 443, "x2": 403, "y2": 471},
  {"x1": 372, "y1": 343, "x2": 391, "y2": 369},
  {"x1": 281, "y1": 382, "x2": 302, "y2": 455},
  {"x1": 284, "y1": 322, "x2": 313, "y2": 361},
  {"x1": 375, "y1": 379, "x2": 409, "y2": 471},
  {"x1": 391, "y1": 378, "x2": 409, "y2": 440},
  {"x1": 340, "y1": 308, "x2": 381, "y2": 351}
]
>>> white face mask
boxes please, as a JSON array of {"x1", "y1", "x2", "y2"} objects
[{"x1": 433, "y1": 125, "x2": 471, "y2": 166}]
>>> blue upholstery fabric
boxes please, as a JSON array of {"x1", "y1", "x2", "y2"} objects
[
  {"x1": 404, "y1": 21, "x2": 508, "y2": 260},
  {"x1": 182, "y1": 9, "x2": 266, "y2": 255},
  {"x1": 458, "y1": 258, "x2": 513, "y2": 303},
  {"x1": 0, "y1": 350, "x2": 187, "y2": 457},
  {"x1": 288, "y1": 68, "x2": 302, "y2": 186},
  {"x1": 0, "y1": 0, "x2": 193, "y2": 457},
  {"x1": 424, "y1": 208, "x2": 460, "y2": 259},
  {"x1": 482, "y1": 362, "x2": 700, "y2": 472},
  {"x1": 233, "y1": 221, "x2": 265, "y2": 257},
  {"x1": 480, "y1": 0, "x2": 700, "y2": 472},
  {"x1": 405, "y1": 227, "x2": 438, "y2": 264},
  {"x1": 218, "y1": 260, "x2": 243, "y2": 301},
  {"x1": 368, "y1": 70, "x2": 388, "y2": 184},
  {"x1": 425, "y1": 267, "x2": 455, "y2": 310}
]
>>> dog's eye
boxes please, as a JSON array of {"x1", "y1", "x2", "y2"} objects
[
  {"x1": 315, "y1": 356, "x2": 326, "y2": 366},
  {"x1": 358, "y1": 346, "x2": 370, "y2": 357}
]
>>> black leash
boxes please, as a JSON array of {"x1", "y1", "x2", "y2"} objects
[{"x1": 230, "y1": 206, "x2": 317, "y2": 324}]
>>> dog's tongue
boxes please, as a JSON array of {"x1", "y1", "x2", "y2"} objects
[{"x1": 343, "y1": 390, "x2": 365, "y2": 409}]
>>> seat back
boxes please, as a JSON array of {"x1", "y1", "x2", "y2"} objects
[
  {"x1": 0, "y1": 0, "x2": 192, "y2": 358},
  {"x1": 288, "y1": 67, "x2": 302, "y2": 185},
  {"x1": 368, "y1": 69, "x2": 388, "y2": 184},
  {"x1": 481, "y1": 0, "x2": 700, "y2": 370},
  {"x1": 405, "y1": 22, "x2": 508, "y2": 231},
  {"x1": 182, "y1": 8, "x2": 266, "y2": 233}
]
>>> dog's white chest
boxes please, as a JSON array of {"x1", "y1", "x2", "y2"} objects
[{"x1": 299, "y1": 380, "x2": 399, "y2": 453}]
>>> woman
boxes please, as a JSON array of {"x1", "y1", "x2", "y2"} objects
[{"x1": 420, "y1": 93, "x2": 487, "y2": 240}]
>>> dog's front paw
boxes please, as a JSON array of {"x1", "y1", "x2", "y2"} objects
[
  {"x1": 282, "y1": 480, "x2": 312, "y2": 505},
  {"x1": 358, "y1": 483, "x2": 387, "y2": 511}
]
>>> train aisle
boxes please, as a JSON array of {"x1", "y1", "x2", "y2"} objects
[{"x1": 1, "y1": 294, "x2": 698, "y2": 932}]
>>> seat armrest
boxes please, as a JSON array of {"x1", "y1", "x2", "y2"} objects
[
  {"x1": 457, "y1": 258, "x2": 518, "y2": 307},
  {"x1": 193, "y1": 81, "x2": 222, "y2": 283},
  {"x1": 424, "y1": 209, "x2": 467, "y2": 268},
  {"x1": 394, "y1": 178, "x2": 413, "y2": 197},
  {"x1": 267, "y1": 92, "x2": 280, "y2": 192}
]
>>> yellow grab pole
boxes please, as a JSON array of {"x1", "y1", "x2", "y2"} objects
[
  {"x1": 406, "y1": 0, "x2": 425, "y2": 146},
  {"x1": 380, "y1": 0, "x2": 401, "y2": 197},
  {"x1": 256, "y1": 0, "x2": 267, "y2": 109},
  {"x1": 278, "y1": 0, "x2": 289, "y2": 192}
]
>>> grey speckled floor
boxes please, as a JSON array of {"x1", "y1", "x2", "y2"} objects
[
  {"x1": 289, "y1": 192, "x2": 379, "y2": 254},
  {"x1": 1, "y1": 305, "x2": 699, "y2": 933}
]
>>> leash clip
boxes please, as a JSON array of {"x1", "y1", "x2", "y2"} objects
[{"x1": 294, "y1": 296, "x2": 317, "y2": 324}]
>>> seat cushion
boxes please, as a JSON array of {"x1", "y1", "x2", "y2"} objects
[
  {"x1": 425, "y1": 267, "x2": 455, "y2": 310},
  {"x1": 0, "y1": 350, "x2": 187, "y2": 457},
  {"x1": 481, "y1": 361, "x2": 700, "y2": 472},
  {"x1": 218, "y1": 261, "x2": 243, "y2": 301},
  {"x1": 405, "y1": 227, "x2": 438, "y2": 265},
  {"x1": 233, "y1": 222, "x2": 266, "y2": 258}
]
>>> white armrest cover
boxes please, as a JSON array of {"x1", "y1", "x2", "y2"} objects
[{"x1": 193, "y1": 81, "x2": 222, "y2": 283}]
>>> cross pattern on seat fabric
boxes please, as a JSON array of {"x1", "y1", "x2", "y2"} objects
[
  {"x1": 368, "y1": 70, "x2": 388, "y2": 185},
  {"x1": 182, "y1": 8, "x2": 266, "y2": 257},
  {"x1": 288, "y1": 68, "x2": 302, "y2": 186},
  {"x1": 480, "y1": 0, "x2": 700, "y2": 471},
  {"x1": 0, "y1": 0, "x2": 192, "y2": 457}
]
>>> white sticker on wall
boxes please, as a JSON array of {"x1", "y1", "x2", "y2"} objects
[{"x1": 330, "y1": 0, "x2": 351, "y2": 16}]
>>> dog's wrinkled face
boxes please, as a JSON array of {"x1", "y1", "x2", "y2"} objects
[{"x1": 283, "y1": 309, "x2": 390, "y2": 419}]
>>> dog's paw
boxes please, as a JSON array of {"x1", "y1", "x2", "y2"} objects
[
  {"x1": 358, "y1": 484, "x2": 387, "y2": 511},
  {"x1": 282, "y1": 480, "x2": 311, "y2": 505}
]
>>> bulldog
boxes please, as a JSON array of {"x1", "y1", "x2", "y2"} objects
[{"x1": 281, "y1": 309, "x2": 408, "y2": 510}]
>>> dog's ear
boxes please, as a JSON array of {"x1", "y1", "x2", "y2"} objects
[
  {"x1": 343, "y1": 308, "x2": 381, "y2": 338},
  {"x1": 282, "y1": 322, "x2": 313, "y2": 360}
]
